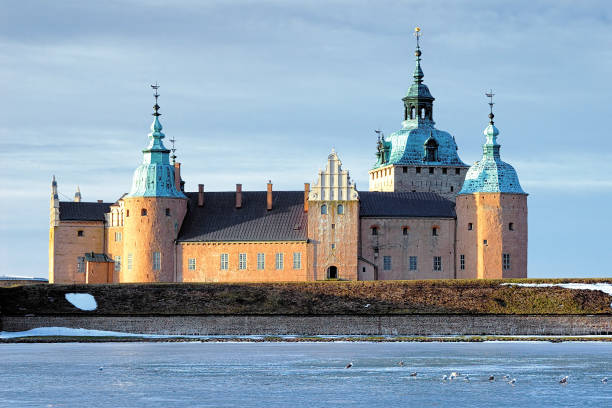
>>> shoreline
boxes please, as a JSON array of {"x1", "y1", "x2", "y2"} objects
[{"x1": 3, "y1": 335, "x2": 612, "y2": 344}]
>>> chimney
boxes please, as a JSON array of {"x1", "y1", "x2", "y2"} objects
[
  {"x1": 74, "y1": 186, "x2": 81, "y2": 202},
  {"x1": 304, "y1": 183, "x2": 310, "y2": 213},
  {"x1": 174, "y1": 163, "x2": 182, "y2": 191},
  {"x1": 97, "y1": 200, "x2": 103, "y2": 203},
  {"x1": 198, "y1": 184, "x2": 204, "y2": 207},
  {"x1": 235, "y1": 184, "x2": 242, "y2": 209},
  {"x1": 267, "y1": 180, "x2": 273, "y2": 211}
]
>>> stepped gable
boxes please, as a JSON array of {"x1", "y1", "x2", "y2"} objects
[
  {"x1": 359, "y1": 191, "x2": 455, "y2": 218},
  {"x1": 58, "y1": 201, "x2": 112, "y2": 221},
  {"x1": 178, "y1": 191, "x2": 307, "y2": 242}
]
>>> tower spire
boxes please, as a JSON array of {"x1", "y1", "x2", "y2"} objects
[
  {"x1": 486, "y1": 89, "x2": 495, "y2": 124},
  {"x1": 413, "y1": 27, "x2": 424, "y2": 84}
]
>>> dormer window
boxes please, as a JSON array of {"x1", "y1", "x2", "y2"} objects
[{"x1": 425, "y1": 138, "x2": 439, "y2": 162}]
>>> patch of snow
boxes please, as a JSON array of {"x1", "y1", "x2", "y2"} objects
[
  {"x1": 65, "y1": 293, "x2": 97, "y2": 311},
  {"x1": 0, "y1": 327, "x2": 173, "y2": 339}
]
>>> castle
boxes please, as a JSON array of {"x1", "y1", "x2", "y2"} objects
[{"x1": 49, "y1": 32, "x2": 528, "y2": 284}]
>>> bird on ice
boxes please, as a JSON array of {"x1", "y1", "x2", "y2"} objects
[
  {"x1": 398, "y1": 361, "x2": 405, "y2": 367},
  {"x1": 488, "y1": 375, "x2": 495, "y2": 381},
  {"x1": 449, "y1": 372, "x2": 460, "y2": 380},
  {"x1": 602, "y1": 377, "x2": 608, "y2": 384},
  {"x1": 345, "y1": 362, "x2": 353, "y2": 369},
  {"x1": 442, "y1": 375, "x2": 448, "y2": 381},
  {"x1": 508, "y1": 378, "x2": 516, "y2": 385},
  {"x1": 410, "y1": 372, "x2": 417, "y2": 377},
  {"x1": 98, "y1": 367, "x2": 104, "y2": 371},
  {"x1": 464, "y1": 375, "x2": 470, "y2": 382},
  {"x1": 559, "y1": 376, "x2": 568, "y2": 384}
]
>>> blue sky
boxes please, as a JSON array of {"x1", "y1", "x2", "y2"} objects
[{"x1": 1, "y1": 1, "x2": 611, "y2": 278}]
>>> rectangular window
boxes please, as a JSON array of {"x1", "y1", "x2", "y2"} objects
[
  {"x1": 127, "y1": 253, "x2": 133, "y2": 270},
  {"x1": 455, "y1": 168, "x2": 461, "y2": 175},
  {"x1": 416, "y1": 167, "x2": 421, "y2": 174},
  {"x1": 403, "y1": 166, "x2": 407, "y2": 173},
  {"x1": 442, "y1": 168, "x2": 447, "y2": 174},
  {"x1": 509, "y1": 222, "x2": 514, "y2": 231},
  {"x1": 114, "y1": 231, "x2": 122, "y2": 242},
  {"x1": 383, "y1": 256, "x2": 392, "y2": 271},
  {"x1": 77, "y1": 230, "x2": 84, "y2": 237},
  {"x1": 257, "y1": 253, "x2": 265, "y2": 270},
  {"x1": 239, "y1": 253, "x2": 247, "y2": 270},
  {"x1": 429, "y1": 167, "x2": 434, "y2": 174},
  {"x1": 293, "y1": 252, "x2": 302, "y2": 269},
  {"x1": 77, "y1": 257, "x2": 85, "y2": 273},
  {"x1": 460, "y1": 254, "x2": 465, "y2": 270},
  {"x1": 220, "y1": 253, "x2": 229, "y2": 270},
  {"x1": 503, "y1": 253, "x2": 511, "y2": 270},
  {"x1": 432, "y1": 227, "x2": 438, "y2": 236},
  {"x1": 433, "y1": 256, "x2": 442, "y2": 271},
  {"x1": 152, "y1": 252, "x2": 161, "y2": 270},
  {"x1": 188, "y1": 258, "x2": 196, "y2": 270},
  {"x1": 468, "y1": 223, "x2": 473, "y2": 230},
  {"x1": 409, "y1": 256, "x2": 417, "y2": 271},
  {"x1": 275, "y1": 253, "x2": 284, "y2": 270},
  {"x1": 114, "y1": 255, "x2": 121, "y2": 272}
]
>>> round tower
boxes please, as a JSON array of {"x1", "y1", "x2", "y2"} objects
[
  {"x1": 122, "y1": 86, "x2": 187, "y2": 282},
  {"x1": 455, "y1": 94, "x2": 527, "y2": 279}
]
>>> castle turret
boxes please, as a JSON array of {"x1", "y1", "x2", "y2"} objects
[
  {"x1": 368, "y1": 27, "x2": 469, "y2": 200},
  {"x1": 455, "y1": 94, "x2": 528, "y2": 279},
  {"x1": 122, "y1": 85, "x2": 187, "y2": 282},
  {"x1": 308, "y1": 150, "x2": 359, "y2": 280}
]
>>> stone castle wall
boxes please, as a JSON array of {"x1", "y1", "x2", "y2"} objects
[{"x1": 3, "y1": 314, "x2": 610, "y2": 336}]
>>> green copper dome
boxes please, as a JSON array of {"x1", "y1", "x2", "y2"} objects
[
  {"x1": 126, "y1": 92, "x2": 186, "y2": 199},
  {"x1": 459, "y1": 120, "x2": 526, "y2": 195}
]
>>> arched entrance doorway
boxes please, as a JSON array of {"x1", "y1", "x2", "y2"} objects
[{"x1": 327, "y1": 266, "x2": 338, "y2": 279}]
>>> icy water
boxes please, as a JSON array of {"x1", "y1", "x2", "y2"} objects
[{"x1": 1, "y1": 342, "x2": 611, "y2": 407}]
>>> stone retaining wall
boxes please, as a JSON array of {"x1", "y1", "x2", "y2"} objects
[{"x1": 2, "y1": 314, "x2": 611, "y2": 336}]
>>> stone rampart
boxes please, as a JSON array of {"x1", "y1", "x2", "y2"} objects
[{"x1": 2, "y1": 314, "x2": 610, "y2": 336}]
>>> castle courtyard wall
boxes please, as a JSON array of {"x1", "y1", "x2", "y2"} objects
[{"x1": 179, "y1": 241, "x2": 310, "y2": 282}]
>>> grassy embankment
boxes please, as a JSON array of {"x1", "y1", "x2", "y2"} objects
[{"x1": 1, "y1": 278, "x2": 611, "y2": 316}]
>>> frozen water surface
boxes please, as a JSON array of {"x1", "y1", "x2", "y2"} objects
[{"x1": 0, "y1": 342, "x2": 610, "y2": 407}]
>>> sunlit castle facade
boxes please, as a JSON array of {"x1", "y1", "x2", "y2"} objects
[{"x1": 49, "y1": 30, "x2": 527, "y2": 284}]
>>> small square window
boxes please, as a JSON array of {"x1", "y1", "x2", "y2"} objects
[
  {"x1": 429, "y1": 167, "x2": 434, "y2": 174},
  {"x1": 455, "y1": 168, "x2": 461, "y2": 175},
  {"x1": 77, "y1": 230, "x2": 84, "y2": 237},
  {"x1": 450, "y1": 186, "x2": 454, "y2": 192},
  {"x1": 403, "y1": 166, "x2": 408, "y2": 173},
  {"x1": 432, "y1": 227, "x2": 438, "y2": 236},
  {"x1": 331, "y1": 243, "x2": 336, "y2": 249},
  {"x1": 442, "y1": 168, "x2": 447, "y2": 175},
  {"x1": 468, "y1": 223, "x2": 473, "y2": 230},
  {"x1": 371, "y1": 227, "x2": 378, "y2": 236},
  {"x1": 402, "y1": 227, "x2": 409, "y2": 236},
  {"x1": 141, "y1": 208, "x2": 147, "y2": 216},
  {"x1": 483, "y1": 239, "x2": 488, "y2": 245},
  {"x1": 362, "y1": 267, "x2": 366, "y2": 272},
  {"x1": 416, "y1": 167, "x2": 421, "y2": 174},
  {"x1": 509, "y1": 222, "x2": 514, "y2": 231},
  {"x1": 165, "y1": 208, "x2": 171, "y2": 216},
  {"x1": 331, "y1": 224, "x2": 335, "y2": 229}
]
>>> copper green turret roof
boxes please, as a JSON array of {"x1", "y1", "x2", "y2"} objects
[
  {"x1": 126, "y1": 86, "x2": 186, "y2": 198},
  {"x1": 459, "y1": 102, "x2": 526, "y2": 195}
]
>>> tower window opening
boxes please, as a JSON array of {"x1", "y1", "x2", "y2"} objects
[
  {"x1": 371, "y1": 226, "x2": 378, "y2": 236},
  {"x1": 468, "y1": 223, "x2": 473, "y2": 230},
  {"x1": 410, "y1": 106, "x2": 416, "y2": 119},
  {"x1": 416, "y1": 167, "x2": 421, "y2": 174},
  {"x1": 442, "y1": 168, "x2": 447, "y2": 175},
  {"x1": 420, "y1": 107, "x2": 426, "y2": 119},
  {"x1": 321, "y1": 204, "x2": 327, "y2": 215},
  {"x1": 165, "y1": 208, "x2": 170, "y2": 216},
  {"x1": 483, "y1": 239, "x2": 488, "y2": 246},
  {"x1": 503, "y1": 253, "x2": 511, "y2": 270},
  {"x1": 403, "y1": 166, "x2": 408, "y2": 173},
  {"x1": 141, "y1": 208, "x2": 147, "y2": 216},
  {"x1": 509, "y1": 222, "x2": 514, "y2": 231},
  {"x1": 402, "y1": 227, "x2": 409, "y2": 236},
  {"x1": 432, "y1": 227, "x2": 438, "y2": 236},
  {"x1": 404, "y1": 106, "x2": 408, "y2": 120},
  {"x1": 77, "y1": 230, "x2": 84, "y2": 237},
  {"x1": 450, "y1": 186, "x2": 454, "y2": 192},
  {"x1": 126, "y1": 210, "x2": 130, "y2": 217},
  {"x1": 429, "y1": 167, "x2": 434, "y2": 174},
  {"x1": 337, "y1": 204, "x2": 344, "y2": 215},
  {"x1": 455, "y1": 168, "x2": 461, "y2": 175}
]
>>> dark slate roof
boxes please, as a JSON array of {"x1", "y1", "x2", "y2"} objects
[
  {"x1": 59, "y1": 201, "x2": 112, "y2": 221},
  {"x1": 84, "y1": 252, "x2": 113, "y2": 262},
  {"x1": 178, "y1": 191, "x2": 308, "y2": 242},
  {"x1": 359, "y1": 192, "x2": 455, "y2": 218}
]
